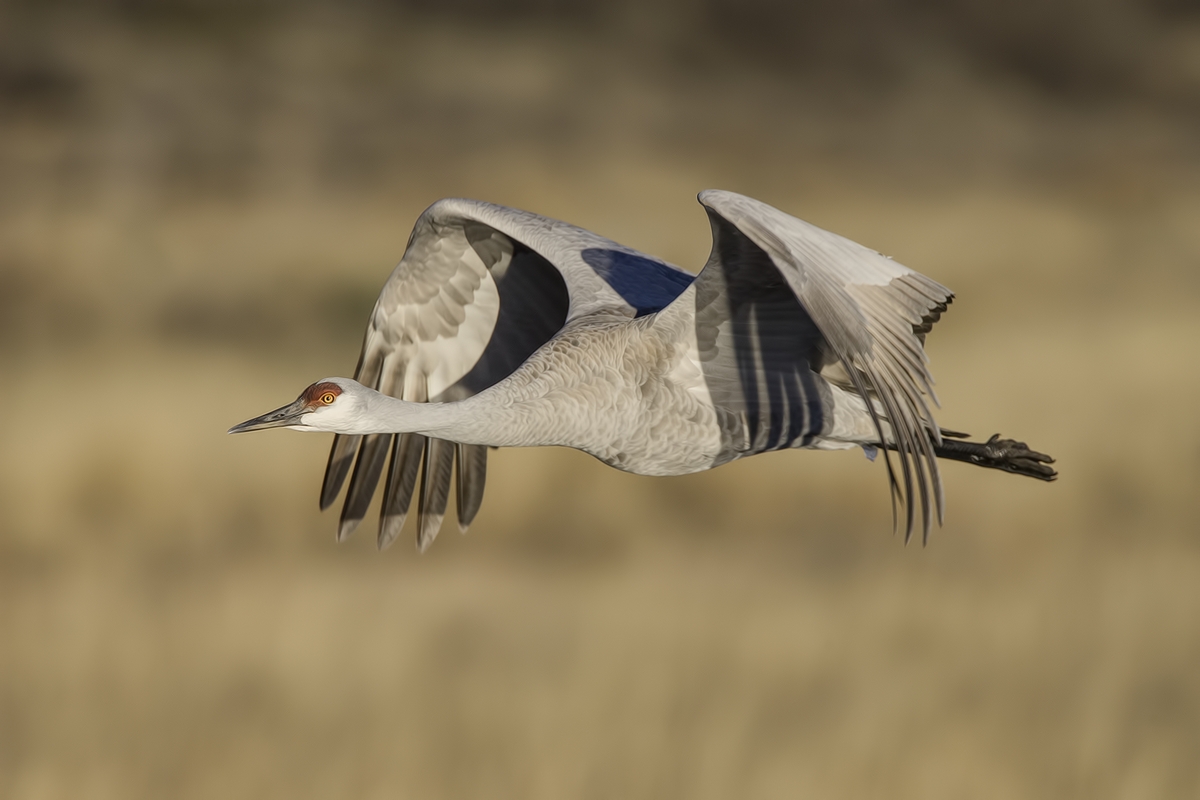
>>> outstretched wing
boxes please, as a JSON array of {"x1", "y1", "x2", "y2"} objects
[
  {"x1": 323, "y1": 198, "x2": 693, "y2": 552},
  {"x1": 687, "y1": 190, "x2": 953, "y2": 543}
]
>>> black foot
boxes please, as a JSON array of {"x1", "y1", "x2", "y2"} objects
[{"x1": 934, "y1": 434, "x2": 1057, "y2": 481}]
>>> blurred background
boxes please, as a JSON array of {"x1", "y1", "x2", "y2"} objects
[{"x1": 2, "y1": 0, "x2": 1199, "y2": 797}]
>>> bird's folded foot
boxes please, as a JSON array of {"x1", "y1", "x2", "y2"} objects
[{"x1": 933, "y1": 433, "x2": 1057, "y2": 481}]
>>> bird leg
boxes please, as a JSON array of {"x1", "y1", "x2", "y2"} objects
[{"x1": 931, "y1": 433, "x2": 1057, "y2": 481}]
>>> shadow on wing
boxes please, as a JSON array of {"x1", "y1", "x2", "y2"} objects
[{"x1": 694, "y1": 212, "x2": 833, "y2": 461}]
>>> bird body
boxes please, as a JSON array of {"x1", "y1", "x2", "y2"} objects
[
  {"x1": 304, "y1": 311, "x2": 726, "y2": 474},
  {"x1": 231, "y1": 190, "x2": 1056, "y2": 550},
  {"x1": 307, "y1": 301, "x2": 879, "y2": 475}
]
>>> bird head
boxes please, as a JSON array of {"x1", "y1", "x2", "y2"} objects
[{"x1": 228, "y1": 378, "x2": 367, "y2": 434}]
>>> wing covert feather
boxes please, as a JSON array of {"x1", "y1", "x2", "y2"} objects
[{"x1": 322, "y1": 198, "x2": 690, "y2": 549}]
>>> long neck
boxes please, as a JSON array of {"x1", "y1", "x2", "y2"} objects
[
  {"x1": 347, "y1": 324, "x2": 636, "y2": 450},
  {"x1": 356, "y1": 385, "x2": 562, "y2": 448},
  {"x1": 360, "y1": 392, "x2": 460, "y2": 436}
]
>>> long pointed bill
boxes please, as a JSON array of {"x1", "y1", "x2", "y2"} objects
[{"x1": 228, "y1": 397, "x2": 310, "y2": 434}]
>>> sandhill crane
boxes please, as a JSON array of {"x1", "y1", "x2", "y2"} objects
[{"x1": 230, "y1": 190, "x2": 1055, "y2": 550}]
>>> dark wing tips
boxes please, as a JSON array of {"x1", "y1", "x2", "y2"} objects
[
  {"x1": 455, "y1": 444, "x2": 488, "y2": 533},
  {"x1": 380, "y1": 438, "x2": 487, "y2": 551},
  {"x1": 415, "y1": 439, "x2": 456, "y2": 553},
  {"x1": 336, "y1": 433, "x2": 392, "y2": 542},
  {"x1": 378, "y1": 433, "x2": 426, "y2": 551},
  {"x1": 326, "y1": 334, "x2": 387, "y2": 530},
  {"x1": 323, "y1": 434, "x2": 488, "y2": 553},
  {"x1": 320, "y1": 434, "x2": 361, "y2": 511}
]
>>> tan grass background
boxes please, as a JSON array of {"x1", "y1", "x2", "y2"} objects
[{"x1": 2, "y1": 1, "x2": 1199, "y2": 798}]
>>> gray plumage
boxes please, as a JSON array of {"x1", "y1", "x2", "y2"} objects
[{"x1": 231, "y1": 190, "x2": 1056, "y2": 550}]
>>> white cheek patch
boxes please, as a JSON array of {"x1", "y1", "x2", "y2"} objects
[
  {"x1": 299, "y1": 397, "x2": 372, "y2": 434},
  {"x1": 288, "y1": 410, "x2": 322, "y2": 432},
  {"x1": 287, "y1": 408, "x2": 333, "y2": 433}
]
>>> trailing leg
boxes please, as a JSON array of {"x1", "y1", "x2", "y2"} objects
[{"x1": 931, "y1": 433, "x2": 1057, "y2": 481}]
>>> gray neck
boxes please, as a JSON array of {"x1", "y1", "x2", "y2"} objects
[
  {"x1": 361, "y1": 391, "x2": 458, "y2": 435},
  {"x1": 358, "y1": 386, "x2": 557, "y2": 448}
]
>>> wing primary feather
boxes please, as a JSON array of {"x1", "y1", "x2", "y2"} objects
[
  {"x1": 889, "y1": 362, "x2": 944, "y2": 533},
  {"x1": 870, "y1": 330, "x2": 941, "y2": 446},
  {"x1": 325, "y1": 323, "x2": 390, "y2": 529},
  {"x1": 855, "y1": 290, "x2": 940, "y2": 409},
  {"x1": 883, "y1": 361, "x2": 932, "y2": 543},
  {"x1": 377, "y1": 433, "x2": 426, "y2": 551},
  {"x1": 337, "y1": 433, "x2": 391, "y2": 543},
  {"x1": 843, "y1": 359, "x2": 902, "y2": 533},
  {"x1": 931, "y1": 437, "x2": 946, "y2": 527},
  {"x1": 415, "y1": 438, "x2": 456, "y2": 552},
  {"x1": 883, "y1": 389, "x2": 918, "y2": 542},
  {"x1": 321, "y1": 434, "x2": 361, "y2": 510},
  {"x1": 872, "y1": 336, "x2": 944, "y2": 534},
  {"x1": 868, "y1": 356, "x2": 942, "y2": 542},
  {"x1": 455, "y1": 444, "x2": 488, "y2": 533},
  {"x1": 845, "y1": 291, "x2": 944, "y2": 538},
  {"x1": 860, "y1": 360, "x2": 918, "y2": 542}
]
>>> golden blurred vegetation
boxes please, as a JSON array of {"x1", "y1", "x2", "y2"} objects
[{"x1": 2, "y1": 1, "x2": 1199, "y2": 797}]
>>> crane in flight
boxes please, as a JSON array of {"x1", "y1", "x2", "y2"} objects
[{"x1": 230, "y1": 190, "x2": 1055, "y2": 551}]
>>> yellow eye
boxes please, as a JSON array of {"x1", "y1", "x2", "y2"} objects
[{"x1": 321, "y1": 392, "x2": 336, "y2": 405}]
